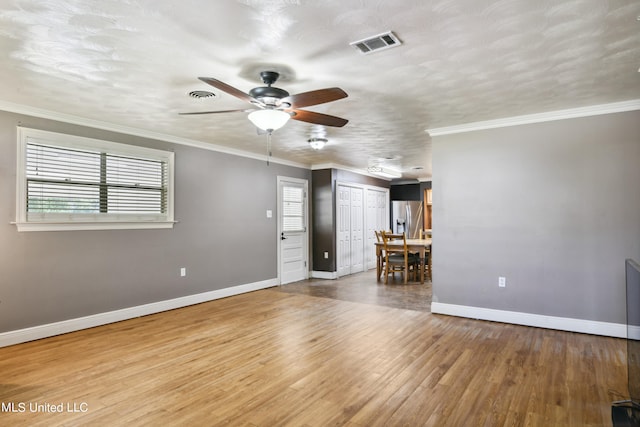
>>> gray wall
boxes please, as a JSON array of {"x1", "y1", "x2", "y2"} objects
[
  {"x1": 431, "y1": 110, "x2": 640, "y2": 324},
  {"x1": 0, "y1": 111, "x2": 310, "y2": 332}
]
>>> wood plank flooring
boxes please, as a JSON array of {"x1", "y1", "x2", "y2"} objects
[
  {"x1": 276, "y1": 271, "x2": 432, "y2": 312},
  {"x1": 0, "y1": 272, "x2": 626, "y2": 426}
]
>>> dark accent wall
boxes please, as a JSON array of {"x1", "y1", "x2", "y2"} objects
[
  {"x1": 390, "y1": 182, "x2": 421, "y2": 200},
  {"x1": 420, "y1": 180, "x2": 432, "y2": 193},
  {"x1": 311, "y1": 168, "x2": 389, "y2": 272},
  {"x1": 311, "y1": 169, "x2": 334, "y2": 272},
  {"x1": 390, "y1": 181, "x2": 431, "y2": 202},
  {"x1": 0, "y1": 110, "x2": 310, "y2": 332}
]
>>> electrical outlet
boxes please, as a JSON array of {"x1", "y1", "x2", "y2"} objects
[
  {"x1": 180, "y1": 267, "x2": 186, "y2": 277},
  {"x1": 498, "y1": 276, "x2": 506, "y2": 288}
]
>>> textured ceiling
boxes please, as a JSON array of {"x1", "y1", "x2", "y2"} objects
[{"x1": 0, "y1": 0, "x2": 639, "y2": 179}]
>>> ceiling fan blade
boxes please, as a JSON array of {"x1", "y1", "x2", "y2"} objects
[
  {"x1": 179, "y1": 109, "x2": 256, "y2": 115},
  {"x1": 281, "y1": 87, "x2": 348, "y2": 109},
  {"x1": 197, "y1": 77, "x2": 264, "y2": 106},
  {"x1": 287, "y1": 109, "x2": 348, "y2": 127}
]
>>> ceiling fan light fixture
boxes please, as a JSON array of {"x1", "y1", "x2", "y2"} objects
[
  {"x1": 308, "y1": 137, "x2": 327, "y2": 150},
  {"x1": 248, "y1": 109, "x2": 291, "y2": 132}
]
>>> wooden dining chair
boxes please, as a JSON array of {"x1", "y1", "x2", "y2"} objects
[
  {"x1": 374, "y1": 230, "x2": 385, "y2": 280},
  {"x1": 381, "y1": 231, "x2": 419, "y2": 284},
  {"x1": 419, "y1": 230, "x2": 432, "y2": 281},
  {"x1": 423, "y1": 247, "x2": 432, "y2": 281}
]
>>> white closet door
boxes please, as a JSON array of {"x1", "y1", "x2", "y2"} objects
[
  {"x1": 337, "y1": 184, "x2": 388, "y2": 276},
  {"x1": 365, "y1": 188, "x2": 390, "y2": 270},
  {"x1": 350, "y1": 187, "x2": 364, "y2": 274},
  {"x1": 337, "y1": 185, "x2": 352, "y2": 277},
  {"x1": 365, "y1": 189, "x2": 379, "y2": 270},
  {"x1": 377, "y1": 190, "x2": 388, "y2": 231}
]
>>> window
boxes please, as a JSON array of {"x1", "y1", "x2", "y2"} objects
[
  {"x1": 15, "y1": 128, "x2": 175, "y2": 231},
  {"x1": 281, "y1": 185, "x2": 305, "y2": 232}
]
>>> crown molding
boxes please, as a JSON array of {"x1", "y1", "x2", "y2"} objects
[
  {"x1": 311, "y1": 162, "x2": 370, "y2": 176},
  {"x1": 310, "y1": 162, "x2": 342, "y2": 170},
  {"x1": 0, "y1": 100, "x2": 309, "y2": 170},
  {"x1": 426, "y1": 99, "x2": 640, "y2": 137}
]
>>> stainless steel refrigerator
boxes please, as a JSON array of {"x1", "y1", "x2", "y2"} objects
[{"x1": 391, "y1": 201, "x2": 423, "y2": 238}]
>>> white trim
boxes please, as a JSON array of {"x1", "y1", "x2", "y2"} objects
[
  {"x1": 1, "y1": 101, "x2": 308, "y2": 169},
  {"x1": 426, "y1": 99, "x2": 640, "y2": 137},
  {"x1": 310, "y1": 162, "x2": 363, "y2": 172},
  {"x1": 430, "y1": 302, "x2": 626, "y2": 338},
  {"x1": 15, "y1": 127, "x2": 176, "y2": 231},
  {"x1": 311, "y1": 270, "x2": 338, "y2": 279},
  {"x1": 0, "y1": 278, "x2": 277, "y2": 348},
  {"x1": 13, "y1": 221, "x2": 176, "y2": 232}
]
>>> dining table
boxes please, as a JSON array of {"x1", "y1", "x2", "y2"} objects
[{"x1": 374, "y1": 237, "x2": 432, "y2": 284}]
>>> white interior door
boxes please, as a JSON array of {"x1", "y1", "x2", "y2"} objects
[
  {"x1": 366, "y1": 188, "x2": 388, "y2": 270},
  {"x1": 350, "y1": 187, "x2": 364, "y2": 273},
  {"x1": 337, "y1": 185, "x2": 351, "y2": 277},
  {"x1": 337, "y1": 184, "x2": 367, "y2": 276},
  {"x1": 278, "y1": 177, "x2": 308, "y2": 285}
]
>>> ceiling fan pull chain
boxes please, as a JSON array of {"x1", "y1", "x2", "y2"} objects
[{"x1": 266, "y1": 132, "x2": 272, "y2": 166}]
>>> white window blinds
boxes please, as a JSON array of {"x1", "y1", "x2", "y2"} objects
[
  {"x1": 282, "y1": 186, "x2": 305, "y2": 232},
  {"x1": 16, "y1": 128, "x2": 175, "y2": 231},
  {"x1": 26, "y1": 144, "x2": 167, "y2": 214}
]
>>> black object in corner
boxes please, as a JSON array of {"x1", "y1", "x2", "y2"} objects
[{"x1": 612, "y1": 401, "x2": 640, "y2": 427}]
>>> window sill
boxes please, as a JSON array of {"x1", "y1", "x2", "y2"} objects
[{"x1": 13, "y1": 221, "x2": 176, "y2": 232}]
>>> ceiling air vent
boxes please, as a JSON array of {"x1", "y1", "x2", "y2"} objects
[
  {"x1": 189, "y1": 90, "x2": 215, "y2": 99},
  {"x1": 350, "y1": 31, "x2": 402, "y2": 55}
]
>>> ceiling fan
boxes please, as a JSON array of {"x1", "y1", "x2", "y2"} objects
[{"x1": 180, "y1": 71, "x2": 349, "y2": 132}]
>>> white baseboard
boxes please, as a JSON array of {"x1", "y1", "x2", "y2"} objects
[
  {"x1": 0, "y1": 278, "x2": 277, "y2": 348},
  {"x1": 431, "y1": 302, "x2": 627, "y2": 338},
  {"x1": 311, "y1": 270, "x2": 338, "y2": 279}
]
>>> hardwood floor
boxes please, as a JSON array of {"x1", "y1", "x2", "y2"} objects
[
  {"x1": 276, "y1": 270, "x2": 432, "y2": 312},
  {"x1": 0, "y1": 272, "x2": 626, "y2": 426}
]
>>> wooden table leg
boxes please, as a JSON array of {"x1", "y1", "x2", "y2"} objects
[
  {"x1": 420, "y1": 247, "x2": 425, "y2": 284},
  {"x1": 428, "y1": 245, "x2": 432, "y2": 282},
  {"x1": 376, "y1": 246, "x2": 382, "y2": 281}
]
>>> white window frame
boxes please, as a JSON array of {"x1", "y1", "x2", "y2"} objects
[{"x1": 15, "y1": 127, "x2": 175, "y2": 232}]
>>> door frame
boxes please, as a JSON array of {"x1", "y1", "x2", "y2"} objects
[
  {"x1": 366, "y1": 186, "x2": 391, "y2": 270},
  {"x1": 277, "y1": 176, "x2": 309, "y2": 285},
  {"x1": 336, "y1": 181, "x2": 389, "y2": 277}
]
